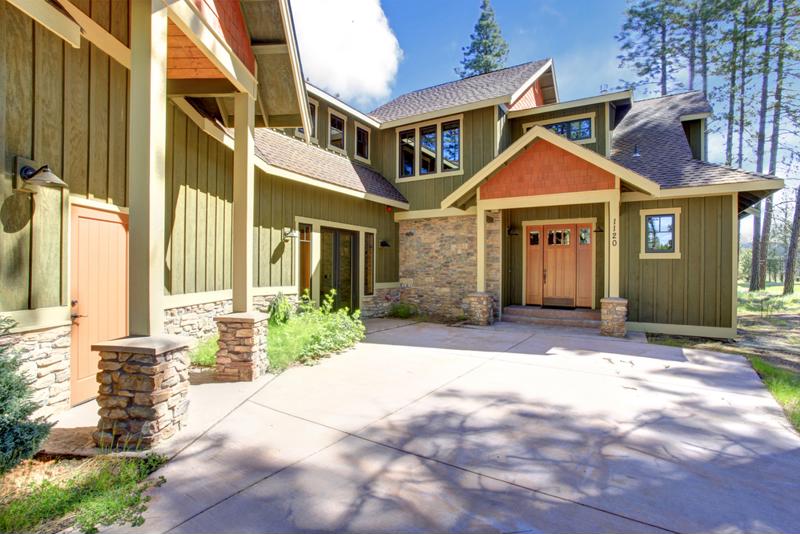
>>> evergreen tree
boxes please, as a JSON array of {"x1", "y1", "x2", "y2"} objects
[
  {"x1": 456, "y1": 0, "x2": 509, "y2": 78},
  {"x1": 756, "y1": 0, "x2": 776, "y2": 290}
]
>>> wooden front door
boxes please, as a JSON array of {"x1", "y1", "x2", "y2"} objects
[
  {"x1": 70, "y1": 206, "x2": 129, "y2": 405},
  {"x1": 525, "y1": 225, "x2": 544, "y2": 305},
  {"x1": 320, "y1": 227, "x2": 358, "y2": 311},
  {"x1": 542, "y1": 224, "x2": 577, "y2": 306}
]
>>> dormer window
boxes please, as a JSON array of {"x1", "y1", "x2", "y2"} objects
[
  {"x1": 328, "y1": 110, "x2": 346, "y2": 153},
  {"x1": 355, "y1": 122, "x2": 370, "y2": 163},
  {"x1": 296, "y1": 98, "x2": 318, "y2": 141},
  {"x1": 397, "y1": 115, "x2": 462, "y2": 180},
  {"x1": 523, "y1": 112, "x2": 596, "y2": 145}
]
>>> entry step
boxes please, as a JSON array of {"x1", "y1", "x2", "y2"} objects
[{"x1": 502, "y1": 305, "x2": 601, "y2": 329}]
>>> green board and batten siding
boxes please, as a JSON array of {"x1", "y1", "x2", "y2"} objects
[
  {"x1": 620, "y1": 196, "x2": 734, "y2": 329},
  {"x1": 164, "y1": 102, "x2": 400, "y2": 297},
  {"x1": 508, "y1": 103, "x2": 607, "y2": 157},
  {"x1": 0, "y1": 0, "x2": 129, "y2": 313}
]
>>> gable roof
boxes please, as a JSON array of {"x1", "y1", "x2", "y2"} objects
[
  {"x1": 611, "y1": 91, "x2": 782, "y2": 190},
  {"x1": 252, "y1": 128, "x2": 408, "y2": 206},
  {"x1": 369, "y1": 59, "x2": 552, "y2": 124}
]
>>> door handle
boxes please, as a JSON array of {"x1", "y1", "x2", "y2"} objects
[{"x1": 70, "y1": 312, "x2": 87, "y2": 320}]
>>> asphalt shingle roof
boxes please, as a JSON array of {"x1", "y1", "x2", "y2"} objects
[
  {"x1": 369, "y1": 59, "x2": 550, "y2": 123},
  {"x1": 252, "y1": 128, "x2": 407, "y2": 204},
  {"x1": 611, "y1": 91, "x2": 779, "y2": 189}
]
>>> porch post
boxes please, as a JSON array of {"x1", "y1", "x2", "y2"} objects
[
  {"x1": 476, "y1": 206, "x2": 485, "y2": 291},
  {"x1": 608, "y1": 188, "x2": 621, "y2": 297},
  {"x1": 232, "y1": 92, "x2": 256, "y2": 312},
  {"x1": 127, "y1": 1, "x2": 167, "y2": 335}
]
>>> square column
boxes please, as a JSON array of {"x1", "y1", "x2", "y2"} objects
[
  {"x1": 128, "y1": 1, "x2": 168, "y2": 335},
  {"x1": 232, "y1": 93, "x2": 255, "y2": 312},
  {"x1": 608, "y1": 190, "x2": 621, "y2": 297}
]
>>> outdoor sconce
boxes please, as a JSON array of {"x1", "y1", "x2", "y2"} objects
[
  {"x1": 486, "y1": 214, "x2": 494, "y2": 223},
  {"x1": 506, "y1": 225, "x2": 519, "y2": 236},
  {"x1": 594, "y1": 225, "x2": 605, "y2": 233},
  {"x1": 15, "y1": 157, "x2": 68, "y2": 193},
  {"x1": 380, "y1": 240, "x2": 391, "y2": 248},
  {"x1": 282, "y1": 228, "x2": 299, "y2": 241}
]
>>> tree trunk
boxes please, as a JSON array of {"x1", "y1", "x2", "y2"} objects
[
  {"x1": 737, "y1": 5, "x2": 750, "y2": 169},
  {"x1": 699, "y1": 0, "x2": 709, "y2": 155},
  {"x1": 725, "y1": 19, "x2": 739, "y2": 167},
  {"x1": 755, "y1": 0, "x2": 774, "y2": 290},
  {"x1": 750, "y1": 210, "x2": 762, "y2": 291},
  {"x1": 660, "y1": 19, "x2": 668, "y2": 96},
  {"x1": 689, "y1": 9, "x2": 697, "y2": 90},
  {"x1": 784, "y1": 186, "x2": 800, "y2": 295}
]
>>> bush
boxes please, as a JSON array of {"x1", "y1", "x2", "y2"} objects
[
  {"x1": 188, "y1": 336, "x2": 218, "y2": 368},
  {"x1": 388, "y1": 301, "x2": 418, "y2": 319},
  {"x1": 268, "y1": 290, "x2": 365, "y2": 372},
  {"x1": 265, "y1": 292, "x2": 294, "y2": 325},
  {"x1": 0, "y1": 316, "x2": 52, "y2": 475}
]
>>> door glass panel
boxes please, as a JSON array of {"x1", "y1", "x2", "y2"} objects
[
  {"x1": 529, "y1": 231, "x2": 539, "y2": 246},
  {"x1": 338, "y1": 232, "x2": 354, "y2": 310},
  {"x1": 320, "y1": 228, "x2": 335, "y2": 301},
  {"x1": 547, "y1": 229, "x2": 571, "y2": 245},
  {"x1": 299, "y1": 224, "x2": 312, "y2": 296},
  {"x1": 579, "y1": 228, "x2": 591, "y2": 245}
]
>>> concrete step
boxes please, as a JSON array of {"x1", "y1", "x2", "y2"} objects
[
  {"x1": 503, "y1": 305, "x2": 600, "y2": 321},
  {"x1": 502, "y1": 314, "x2": 602, "y2": 329}
]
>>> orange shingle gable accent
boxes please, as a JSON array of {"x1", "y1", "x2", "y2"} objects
[
  {"x1": 192, "y1": 0, "x2": 256, "y2": 73},
  {"x1": 480, "y1": 139, "x2": 615, "y2": 199},
  {"x1": 508, "y1": 79, "x2": 544, "y2": 111}
]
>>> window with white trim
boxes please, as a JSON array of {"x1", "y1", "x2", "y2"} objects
[
  {"x1": 328, "y1": 110, "x2": 346, "y2": 152},
  {"x1": 296, "y1": 99, "x2": 318, "y2": 141},
  {"x1": 355, "y1": 122, "x2": 370, "y2": 163},
  {"x1": 639, "y1": 207, "x2": 681, "y2": 259},
  {"x1": 396, "y1": 116, "x2": 462, "y2": 180},
  {"x1": 523, "y1": 113, "x2": 595, "y2": 144}
]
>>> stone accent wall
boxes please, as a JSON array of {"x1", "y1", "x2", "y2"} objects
[
  {"x1": 601, "y1": 298, "x2": 628, "y2": 337},
  {"x1": 214, "y1": 312, "x2": 268, "y2": 381},
  {"x1": 93, "y1": 336, "x2": 190, "y2": 449},
  {"x1": 484, "y1": 209, "x2": 502, "y2": 318},
  {"x1": 164, "y1": 299, "x2": 232, "y2": 339},
  {"x1": 360, "y1": 286, "x2": 402, "y2": 317},
  {"x1": 399, "y1": 216, "x2": 477, "y2": 319},
  {"x1": 462, "y1": 292, "x2": 494, "y2": 326},
  {"x1": 1, "y1": 326, "x2": 71, "y2": 420}
]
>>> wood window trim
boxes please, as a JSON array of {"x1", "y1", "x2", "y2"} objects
[
  {"x1": 522, "y1": 111, "x2": 597, "y2": 146},
  {"x1": 639, "y1": 207, "x2": 682, "y2": 259},
  {"x1": 327, "y1": 108, "x2": 347, "y2": 155},
  {"x1": 296, "y1": 97, "x2": 319, "y2": 143},
  {"x1": 354, "y1": 120, "x2": 371, "y2": 164},
  {"x1": 395, "y1": 114, "x2": 464, "y2": 182}
]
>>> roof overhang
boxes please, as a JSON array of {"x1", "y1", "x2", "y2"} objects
[
  {"x1": 441, "y1": 125, "x2": 660, "y2": 209},
  {"x1": 680, "y1": 112, "x2": 712, "y2": 122},
  {"x1": 507, "y1": 90, "x2": 633, "y2": 120},
  {"x1": 308, "y1": 84, "x2": 381, "y2": 129},
  {"x1": 509, "y1": 59, "x2": 555, "y2": 105}
]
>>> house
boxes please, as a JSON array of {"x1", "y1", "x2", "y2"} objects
[{"x1": 0, "y1": 0, "x2": 782, "y2": 420}]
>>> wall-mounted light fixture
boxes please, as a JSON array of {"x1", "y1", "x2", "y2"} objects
[
  {"x1": 594, "y1": 225, "x2": 605, "y2": 233},
  {"x1": 380, "y1": 240, "x2": 391, "y2": 248},
  {"x1": 282, "y1": 228, "x2": 300, "y2": 241},
  {"x1": 15, "y1": 157, "x2": 68, "y2": 193},
  {"x1": 486, "y1": 215, "x2": 494, "y2": 224},
  {"x1": 506, "y1": 225, "x2": 519, "y2": 236}
]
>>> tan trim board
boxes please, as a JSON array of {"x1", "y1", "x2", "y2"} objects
[
  {"x1": 731, "y1": 194, "x2": 739, "y2": 333},
  {"x1": 5, "y1": 306, "x2": 71, "y2": 334},
  {"x1": 507, "y1": 90, "x2": 632, "y2": 119},
  {"x1": 59, "y1": 0, "x2": 130, "y2": 67},
  {"x1": 253, "y1": 286, "x2": 298, "y2": 297},
  {"x1": 680, "y1": 112, "x2": 712, "y2": 121},
  {"x1": 279, "y1": 0, "x2": 312, "y2": 139},
  {"x1": 379, "y1": 95, "x2": 509, "y2": 130},
  {"x1": 375, "y1": 282, "x2": 401, "y2": 289},
  {"x1": 251, "y1": 43, "x2": 288, "y2": 55},
  {"x1": 394, "y1": 207, "x2": 477, "y2": 221},
  {"x1": 627, "y1": 322, "x2": 736, "y2": 340},
  {"x1": 8, "y1": 0, "x2": 80, "y2": 47},
  {"x1": 621, "y1": 178, "x2": 784, "y2": 202},
  {"x1": 477, "y1": 190, "x2": 617, "y2": 211},
  {"x1": 295, "y1": 96, "x2": 319, "y2": 142},
  {"x1": 69, "y1": 195, "x2": 129, "y2": 214},
  {"x1": 509, "y1": 59, "x2": 553, "y2": 104},
  {"x1": 164, "y1": 289, "x2": 232, "y2": 309},
  {"x1": 307, "y1": 84, "x2": 380, "y2": 128},
  {"x1": 639, "y1": 207, "x2": 682, "y2": 260}
]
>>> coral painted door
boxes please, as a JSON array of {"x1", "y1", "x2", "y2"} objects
[
  {"x1": 70, "y1": 206, "x2": 128, "y2": 405},
  {"x1": 542, "y1": 224, "x2": 577, "y2": 307},
  {"x1": 525, "y1": 225, "x2": 543, "y2": 305}
]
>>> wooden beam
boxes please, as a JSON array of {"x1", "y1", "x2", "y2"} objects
[
  {"x1": 232, "y1": 93, "x2": 255, "y2": 312},
  {"x1": 58, "y1": 0, "x2": 130, "y2": 67},
  {"x1": 251, "y1": 43, "x2": 288, "y2": 55},
  {"x1": 167, "y1": 78, "x2": 236, "y2": 96},
  {"x1": 128, "y1": 1, "x2": 168, "y2": 335},
  {"x1": 8, "y1": 0, "x2": 80, "y2": 47}
]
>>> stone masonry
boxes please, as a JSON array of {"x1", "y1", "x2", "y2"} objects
[
  {"x1": 214, "y1": 312, "x2": 268, "y2": 381},
  {"x1": 92, "y1": 336, "x2": 190, "y2": 449},
  {"x1": 164, "y1": 299, "x2": 232, "y2": 339},
  {"x1": 399, "y1": 215, "x2": 477, "y2": 319},
  {"x1": 360, "y1": 286, "x2": 402, "y2": 317},
  {"x1": 601, "y1": 297, "x2": 628, "y2": 337},
  {"x1": 1, "y1": 325, "x2": 71, "y2": 420},
  {"x1": 462, "y1": 292, "x2": 494, "y2": 326},
  {"x1": 484, "y1": 209, "x2": 502, "y2": 319}
]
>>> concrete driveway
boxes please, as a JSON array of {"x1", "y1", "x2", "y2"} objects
[{"x1": 117, "y1": 319, "x2": 800, "y2": 533}]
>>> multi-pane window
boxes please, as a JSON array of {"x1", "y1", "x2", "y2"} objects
[
  {"x1": 543, "y1": 118, "x2": 592, "y2": 141},
  {"x1": 329, "y1": 112, "x2": 345, "y2": 151},
  {"x1": 364, "y1": 233, "x2": 375, "y2": 296},
  {"x1": 547, "y1": 229, "x2": 571, "y2": 246},
  {"x1": 419, "y1": 125, "x2": 437, "y2": 174},
  {"x1": 644, "y1": 214, "x2": 675, "y2": 253},
  {"x1": 356, "y1": 124, "x2": 370, "y2": 162},
  {"x1": 441, "y1": 120, "x2": 461, "y2": 171},
  {"x1": 299, "y1": 223, "x2": 312, "y2": 296},
  {"x1": 399, "y1": 129, "x2": 416, "y2": 178}
]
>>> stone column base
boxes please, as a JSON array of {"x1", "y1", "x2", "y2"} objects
[
  {"x1": 601, "y1": 298, "x2": 628, "y2": 337},
  {"x1": 214, "y1": 311, "x2": 268, "y2": 381},
  {"x1": 92, "y1": 336, "x2": 190, "y2": 449},
  {"x1": 462, "y1": 292, "x2": 494, "y2": 326}
]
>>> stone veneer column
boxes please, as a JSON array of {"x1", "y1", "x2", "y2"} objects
[
  {"x1": 92, "y1": 336, "x2": 190, "y2": 449},
  {"x1": 484, "y1": 209, "x2": 503, "y2": 318},
  {"x1": 214, "y1": 312, "x2": 268, "y2": 381},
  {"x1": 601, "y1": 297, "x2": 628, "y2": 337},
  {"x1": 463, "y1": 292, "x2": 494, "y2": 326}
]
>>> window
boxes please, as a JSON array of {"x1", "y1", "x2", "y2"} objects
[
  {"x1": 364, "y1": 233, "x2": 375, "y2": 296},
  {"x1": 639, "y1": 207, "x2": 681, "y2": 259},
  {"x1": 523, "y1": 113, "x2": 595, "y2": 144},
  {"x1": 529, "y1": 231, "x2": 540, "y2": 246},
  {"x1": 579, "y1": 228, "x2": 591, "y2": 245},
  {"x1": 355, "y1": 122, "x2": 370, "y2": 163},
  {"x1": 296, "y1": 99, "x2": 318, "y2": 141},
  {"x1": 399, "y1": 129, "x2": 415, "y2": 178},
  {"x1": 547, "y1": 229, "x2": 571, "y2": 246},
  {"x1": 299, "y1": 223, "x2": 313, "y2": 295},
  {"x1": 328, "y1": 110, "x2": 346, "y2": 152},
  {"x1": 419, "y1": 124, "x2": 437, "y2": 174},
  {"x1": 396, "y1": 116, "x2": 462, "y2": 179},
  {"x1": 441, "y1": 120, "x2": 461, "y2": 172}
]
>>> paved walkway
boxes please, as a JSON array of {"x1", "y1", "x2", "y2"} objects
[{"x1": 84, "y1": 319, "x2": 800, "y2": 533}]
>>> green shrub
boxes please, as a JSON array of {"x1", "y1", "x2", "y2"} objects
[
  {"x1": 188, "y1": 335, "x2": 218, "y2": 368},
  {"x1": 265, "y1": 292, "x2": 294, "y2": 325},
  {"x1": 268, "y1": 290, "x2": 365, "y2": 372},
  {"x1": 0, "y1": 316, "x2": 51, "y2": 475},
  {"x1": 388, "y1": 301, "x2": 418, "y2": 319}
]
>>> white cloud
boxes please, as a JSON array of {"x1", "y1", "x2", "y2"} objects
[{"x1": 291, "y1": 0, "x2": 403, "y2": 109}]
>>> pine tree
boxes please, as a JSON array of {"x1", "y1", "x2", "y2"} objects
[
  {"x1": 756, "y1": 0, "x2": 776, "y2": 290},
  {"x1": 616, "y1": 0, "x2": 686, "y2": 95},
  {"x1": 456, "y1": 0, "x2": 509, "y2": 78}
]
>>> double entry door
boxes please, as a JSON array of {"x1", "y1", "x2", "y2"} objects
[
  {"x1": 525, "y1": 222, "x2": 593, "y2": 308},
  {"x1": 320, "y1": 227, "x2": 358, "y2": 311}
]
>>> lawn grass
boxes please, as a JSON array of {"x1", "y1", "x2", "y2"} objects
[
  {"x1": 737, "y1": 281, "x2": 800, "y2": 316},
  {"x1": 189, "y1": 335, "x2": 218, "y2": 367},
  {"x1": 0, "y1": 453, "x2": 166, "y2": 534},
  {"x1": 749, "y1": 357, "x2": 800, "y2": 432}
]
